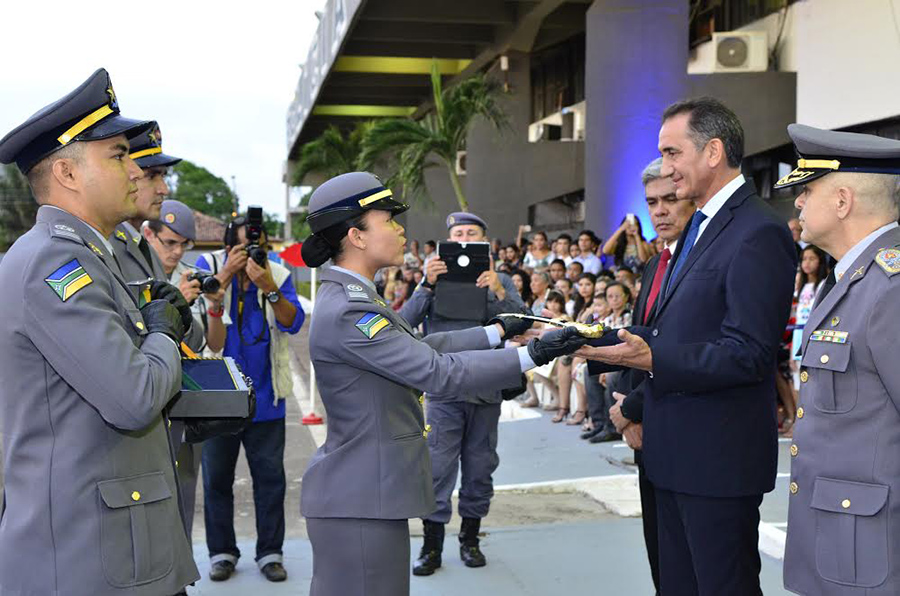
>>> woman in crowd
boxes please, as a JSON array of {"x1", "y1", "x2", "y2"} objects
[
  {"x1": 523, "y1": 231, "x2": 553, "y2": 271},
  {"x1": 511, "y1": 269, "x2": 534, "y2": 310},
  {"x1": 601, "y1": 281, "x2": 633, "y2": 329},
  {"x1": 602, "y1": 215, "x2": 652, "y2": 273},
  {"x1": 555, "y1": 277, "x2": 576, "y2": 318}
]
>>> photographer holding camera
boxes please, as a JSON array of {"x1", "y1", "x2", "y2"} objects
[{"x1": 194, "y1": 209, "x2": 305, "y2": 583}]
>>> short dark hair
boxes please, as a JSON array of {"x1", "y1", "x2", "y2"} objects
[
  {"x1": 146, "y1": 219, "x2": 164, "y2": 234},
  {"x1": 550, "y1": 258, "x2": 566, "y2": 268},
  {"x1": 662, "y1": 97, "x2": 744, "y2": 168},
  {"x1": 556, "y1": 233, "x2": 572, "y2": 243},
  {"x1": 577, "y1": 230, "x2": 596, "y2": 242},
  {"x1": 425, "y1": 240, "x2": 436, "y2": 249},
  {"x1": 569, "y1": 260, "x2": 584, "y2": 272}
]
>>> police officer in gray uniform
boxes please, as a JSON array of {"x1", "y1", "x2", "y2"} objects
[
  {"x1": 400, "y1": 211, "x2": 526, "y2": 574},
  {"x1": 774, "y1": 124, "x2": 900, "y2": 595},
  {"x1": 112, "y1": 122, "x2": 174, "y2": 286},
  {"x1": 298, "y1": 172, "x2": 588, "y2": 596},
  {"x1": 0, "y1": 68, "x2": 199, "y2": 595}
]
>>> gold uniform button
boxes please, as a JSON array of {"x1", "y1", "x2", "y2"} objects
[
  {"x1": 135, "y1": 321, "x2": 145, "y2": 330},
  {"x1": 831, "y1": 316, "x2": 840, "y2": 327},
  {"x1": 789, "y1": 482, "x2": 798, "y2": 494},
  {"x1": 168, "y1": 419, "x2": 172, "y2": 428},
  {"x1": 423, "y1": 424, "x2": 432, "y2": 438},
  {"x1": 800, "y1": 371, "x2": 809, "y2": 383},
  {"x1": 419, "y1": 395, "x2": 425, "y2": 405},
  {"x1": 842, "y1": 499, "x2": 851, "y2": 509},
  {"x1": 797, "y1": 407, "x2": 804, "y2": 419},
  {"x1": 790, "y1": 444, "x2": 798, "y2": 456},
  {"x1": 820, "y1": 354, "x2": 830, "y2": 364},
  {"x1": 131, "y1": 491, "x2": 141, "y2": 502}
]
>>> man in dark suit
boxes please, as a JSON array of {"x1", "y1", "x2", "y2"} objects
[
  {"x1": 601, "y1": 155, "x2": 696, "y2": 594},
  {"x1": 580, "y1": 97, "x2": 796, "y2": 595}
]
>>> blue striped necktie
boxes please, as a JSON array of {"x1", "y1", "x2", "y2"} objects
[{"x1": 665, "y1": 210, "x2": 707, "y2": 296}]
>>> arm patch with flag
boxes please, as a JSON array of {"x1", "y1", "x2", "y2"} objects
[
  {"x1": 45, "y1": 259, "x2": 92, "y2": 301},
  {"x1": 355, "y1": 312, "x2": 390, "y2": 339}
]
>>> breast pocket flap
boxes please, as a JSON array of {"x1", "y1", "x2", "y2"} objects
[
  {"x1": 810, "y1": 477, "x2": 888, "y2": 516},
  {"x1": 801, "y1": 340, "x2": 850, "y2": 373},
  {"x1": 98, "y1": 471, "x2": 172, "y2": 509}
]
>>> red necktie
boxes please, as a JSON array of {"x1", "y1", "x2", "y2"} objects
[{"x1": 644, "y1": 248, "x2": 671, "y2": 323}]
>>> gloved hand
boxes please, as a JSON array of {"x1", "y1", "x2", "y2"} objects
[
  {"x1": 184, "y1": 380, "x2": 257, "y2": 443},
  {"x1": 140, "y1": 299, "x2": 186, "y2": 344},
  {"x1": 487, "y1": 314, "x2": 535, "y2": 340},
  {"x1": 149, "y1": 280, "x2": 193, "y2": 334},
  {"x1": 527, "y1": 325, "x2": 588, "y2": 366}
]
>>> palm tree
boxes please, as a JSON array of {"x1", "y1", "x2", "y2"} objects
[
  {"x1": 360, "y1": 63, "x2": 507, "y2": 212},
  {"x1": 291, "y1": 121, "x2": 373, "y2": 187}
]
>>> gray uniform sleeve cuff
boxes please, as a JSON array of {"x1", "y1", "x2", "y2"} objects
[
  {"x1": 152, "y1": 332, "x2": 181, "y2": 355},
  {"x1": 483, "y1": 325, "x2": 502, "y2": 347},
  {"x1": 517, "y1": 346, "x2": 537, "y2": 372}
]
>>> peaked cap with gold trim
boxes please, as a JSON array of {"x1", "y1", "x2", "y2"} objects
[
  {"x1": 129, "y1": 123, "x2": 182, "y2": 169},
  {"x1": 306, "y1": 172, "x2": 408, "y2": 234},
  {"x1": 0, "y1": 68, "x2": 153, "y2": 173},
  {"x1": 774, "y1": 123, "x2": 900, "y2": 189}
]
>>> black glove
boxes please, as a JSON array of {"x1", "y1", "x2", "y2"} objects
[
  {"x1": 184, "y1": 380, "x2": 256, "y2": 443},
  {"x1": 140, "y1": 299, "x2": 186, "y2": 344},
  {"x1": 487, "y1": 314, "x2": 534, "y2": 340},
  {"x1": 149, "y1": 280, "x2": 193, "y2": 335},
  {"x1": 527, "y1": 326, "x2": 588, "y2": 366}
]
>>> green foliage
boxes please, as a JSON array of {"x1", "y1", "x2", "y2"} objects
[
  {"x1": 167, "y1": 160, "x2": 237, "y2": 220},
  {"x1": 291, "y1": 121, "x2": 373, "y2": 186},
  {"x1": 359, "y1": 62, "x2": 507, "y2": 211},
  {"x1": 0, "y1": 165, "x2": 38, "y2": 251},
  {"x1": 263, "y1": 211, "x2": 283, "y2": 239}
]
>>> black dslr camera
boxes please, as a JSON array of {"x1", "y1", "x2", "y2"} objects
[
  {"x1": 188, "y1": 271, "x2": 221, "y2": 294},
  {"x1": 245, "y1": 206, "x2": 267, "y2": 266}
]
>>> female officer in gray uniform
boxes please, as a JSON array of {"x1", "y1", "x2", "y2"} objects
[{"x1": 299, "y1": 172, "x2": 586, "y2": 596}]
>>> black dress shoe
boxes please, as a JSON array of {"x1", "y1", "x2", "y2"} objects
[
  {"x1": 588, "y1": 430, "x2": 622, "y2": 443},
  {"x1": 261, "y1": 562, "x2": 288, "y2": 582},
  {"x1": 208, "y1": 560, "x2": 235, "y2": 582},
  {"x1": 460, "y1": 544, "x2": 487, "y2": 568},
  {"x1": 580, "y1": 427, "x2": 602, "y2": 440},
  {"x1": 413, "y1": 520, "x2": 445, "y2": 576}
]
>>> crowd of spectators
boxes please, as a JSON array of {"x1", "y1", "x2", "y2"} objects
[{"x1": 376, "y1": 212, "x2": 815, "y2": 441}]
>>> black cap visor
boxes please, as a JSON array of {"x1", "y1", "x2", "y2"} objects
[
  {"x1": 77, "y1": 114, "x2": 154, "y2": 143},
  {"x1": 307, "y1": 197, "x2": 409, "y2": 234},
  {"x1": 135, "y1": 152, "x2": 182, "y2": 169}
]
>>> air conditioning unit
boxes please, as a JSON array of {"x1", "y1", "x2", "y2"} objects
[
  {"x1": 712, "y1": 31, "x2": 768, "y2": 72},
  {"x1": 455, "y1": 150, "x2": 467, "y2": 176}
]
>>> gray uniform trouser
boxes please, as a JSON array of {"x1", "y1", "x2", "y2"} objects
[
  {"x1": 307, "y1": 518, "x2": 409, "y2": 596},
  {"x1": 425, "y1": 400, "x2": 501, "y2": 524}
]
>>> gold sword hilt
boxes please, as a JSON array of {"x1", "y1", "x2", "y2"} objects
[{"x1": 499, "y1": 313, "x2": 608, "y2": 338}]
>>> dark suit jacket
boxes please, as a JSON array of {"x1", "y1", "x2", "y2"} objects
[
  {"x1": 616, "y1": 252, "x2": 661, "y2": 423},
  {"x1": 638, "y1": 180, "x2": 795, "y2": 498}
]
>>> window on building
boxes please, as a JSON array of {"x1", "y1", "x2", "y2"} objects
[
  {"x1": 690, "y1": 0, "x2": 798, "y2": 46},
  {"x1": 530, "y1": 33, "x2": 585, "y2": 124}
]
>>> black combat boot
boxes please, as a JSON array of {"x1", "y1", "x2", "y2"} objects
[
  {"x1": 458, "y1": 517, "x2": 487, "y2": 568},
  {"x1": 412, "y1": 521, "x2": 445, "y2": 576}
]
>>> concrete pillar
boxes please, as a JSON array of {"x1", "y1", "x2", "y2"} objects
[{"x1": 584, "y1": 0, "x2": 689, "y2": 238}]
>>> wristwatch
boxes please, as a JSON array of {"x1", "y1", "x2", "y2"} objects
[{"x1": 265, "y1": 290, "x2": 280, "y2": 303}]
